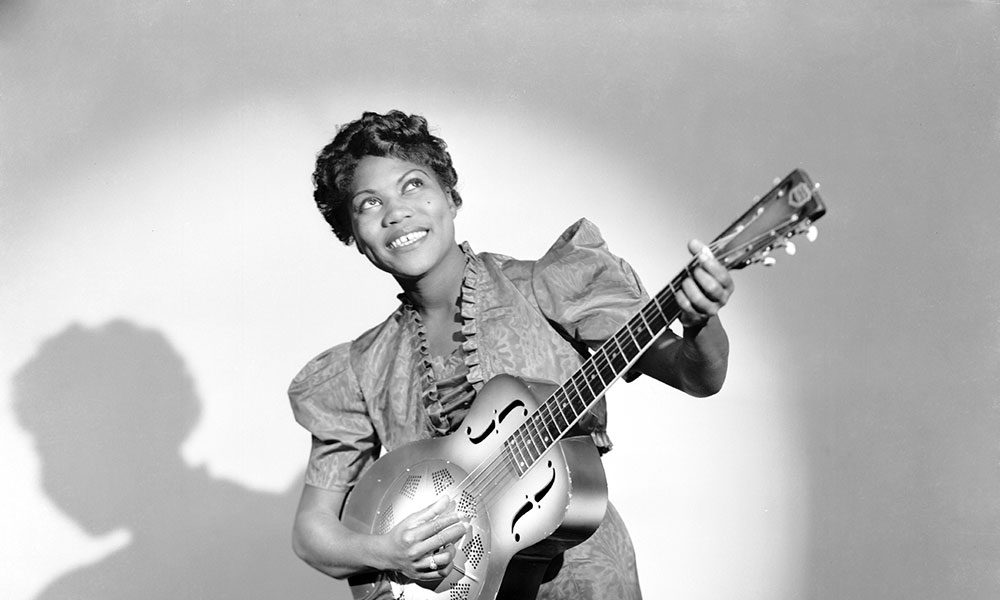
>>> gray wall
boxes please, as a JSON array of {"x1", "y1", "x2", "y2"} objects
[{"x1": 2, "y1": 1, "x2": 998, "y2": 598}]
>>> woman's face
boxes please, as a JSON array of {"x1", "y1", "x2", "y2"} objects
[{"x1": 348, "y1": 155, "x2": 458, "y2": 280}]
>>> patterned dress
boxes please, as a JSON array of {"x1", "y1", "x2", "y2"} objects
[{"x1": 289, "y1": 219, "x2": 648, "y2": 599}]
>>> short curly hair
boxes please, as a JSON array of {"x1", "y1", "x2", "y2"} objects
[{"x1": 312, "y1": 110, "x2": 463, "y2": 245}]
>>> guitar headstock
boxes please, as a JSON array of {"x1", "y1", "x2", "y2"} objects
[{"x1": 711, "y1": 169, "x2": 826, "y2": 270}]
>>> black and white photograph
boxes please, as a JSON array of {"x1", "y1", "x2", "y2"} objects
[{"x1": 2, "y1": 2, "x2": 998, "y2": 599}]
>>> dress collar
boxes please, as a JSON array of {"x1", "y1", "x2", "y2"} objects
[{"x1": 398, "y1": 242, "x2": 485, "y2": 435}]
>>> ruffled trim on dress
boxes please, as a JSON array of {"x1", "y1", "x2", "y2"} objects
[
  {"x1": 457, "y1": 242, "x2": 485, "y2": 390},
  {"x1": 398, "y1": 300, "x2": 446, "y2": 435},
  {"x1": 398, "y1": 242, "x2": 485, "y2": 436}
]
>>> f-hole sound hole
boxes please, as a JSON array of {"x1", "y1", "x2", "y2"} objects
[
  {"x1": 467, "y1": 399, "x2": 527, "y2": 444},
  {"x1": 511, "y1": 459, "x2": 556, "y2": 542}
]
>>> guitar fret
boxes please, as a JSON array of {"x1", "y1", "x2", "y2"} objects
[
  {"x1": 620, "y1": 323, "x2": 641, "y2": 354},
  {"x1": 509, "y1": 433, "x2": 529, "y2": 475},
  {"x1": 504, "y1": 438, "x2": 519, "y2": 477},
  {"x1": 532, "y1": 414, "x2": 548, "y2": 455},
  {"x1": 666, "y1": 283, "x2": 685, "y2": 321},
  {"x1": 565, "y1": 376, "x2": 587, "y2": 417},
  {"x1": 596, "y1": 362, "x2": 615, "y2": 387},
  {"x1": 650, "y1": 293, "x2": 671, "y2": 330},
  {"x1": 522, "y1": 427, "x2": 538, "y2": 468},
  {"x1": 549, "y1": 391, "x2": 570, "y2": 430},
  {"x1": 651, "y1": 292, "x2": 665, "y2": 316},
  {"x1": 574, "y1": 371, "x2": 598, "y2": 406},
  {"x1": 630, "y1": 317, "x2": 653, "y2": 347},
  {"x1": 557, "y1": 393, "x2": 574, "y2": 429},
  {"x1": 523, "y1": 420, "x2": 541, "y2": 465},
  {"x1": 538, "y1": 405, "x2": 557, "y2": 446},
  {"x1": 595, "y1": 350, "x2": 615, "y2": 382},
  {"x1": 608, "y1": 336, "x2": 630, "y2": 371},
  {"x1": 518, "y1": 430, "x2": 533, "y2": 473},
  {"x1": 582, "y1": 356, "x2": 605, "y2": 389},
  {"x1": 642, "y1": 303, "x2": 666, "y2": 333},
  {"x1": 637, "y1": 308, "x2": 654, "y2": 338},
  {"x1": 587, "y1": 362, "x2": 607, "y2": 390},
  {"x1": 531, "y1": 414, "x2": 547, "y2": 455},
  {"x1": 503, "y1": 441, "x2": 523, "y2": 477},
  {"x1": 554, "y1": 397, "x2": 570, "y2": 431}
]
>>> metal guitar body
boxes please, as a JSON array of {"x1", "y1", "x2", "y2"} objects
[{"x1": 341, "y1": 374, "x2": 608, "y2": 600}]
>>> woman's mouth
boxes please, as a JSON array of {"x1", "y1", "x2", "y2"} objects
[{"x1": 386, "y1": 230, "x2": 428, "y2": 249}]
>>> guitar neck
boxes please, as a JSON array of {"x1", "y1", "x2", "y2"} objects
[
  {"x1": 502, "y1": 168, "x2": 827, "y2": 476},
  {"x1": 504, "y1": 262, "x2": 696, "y2": 475}
]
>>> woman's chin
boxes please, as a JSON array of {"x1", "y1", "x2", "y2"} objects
[
  {"x1": 379, "y1": 256, "x2": 435, "y2": 280},
  {"x1": 367, "y1": 238, "x2": 462, "y2": 283}
]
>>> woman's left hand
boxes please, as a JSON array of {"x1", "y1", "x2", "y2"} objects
[{"x1": 675, "y1": 239, "x2": 735, "y2": 330}]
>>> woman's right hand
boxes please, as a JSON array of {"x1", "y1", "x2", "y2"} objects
[{"x1": 375, "y1": 495, "x2": 469, "y2": 581}]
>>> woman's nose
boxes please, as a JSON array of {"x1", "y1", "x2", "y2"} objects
[{"x1": 381, "y1": 196, "x2": 412, "y2": 226}]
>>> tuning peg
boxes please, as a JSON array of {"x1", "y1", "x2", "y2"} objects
[
  {"x1": 806, "y1": 225, "x2": 819, "y2": 242},
  {"x1": 783, "y1": 241, "x2": 797, "y2": 255},
  {"x1": 762, "y1": 256, "x2": 777, "y2": 267},
  {"x1": 813, "y1": 182, "x2": 821, "y2": 190}
]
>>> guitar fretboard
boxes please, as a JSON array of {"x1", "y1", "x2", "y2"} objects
[{"x1": 503, "y1": 261, "x2": 698, "y2": 475}]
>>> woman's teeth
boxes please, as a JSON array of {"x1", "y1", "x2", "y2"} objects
[{"x1": 387, "y1": 230, "x2": 428, "y2": 249}]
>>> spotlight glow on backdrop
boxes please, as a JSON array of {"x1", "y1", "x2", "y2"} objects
[{"x1": 1, "y1": 93, "x2": 806, "y2": 599}]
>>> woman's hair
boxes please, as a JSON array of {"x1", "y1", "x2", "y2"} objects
[{"x1": 312, "y1": 110, "x2": 463, "y2": 245}]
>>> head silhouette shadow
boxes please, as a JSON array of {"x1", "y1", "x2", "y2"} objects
[{"x1": 14, "y1": 320, "x2": 345, "y2": 599}]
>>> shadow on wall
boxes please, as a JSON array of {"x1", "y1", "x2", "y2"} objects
[{"x1": 12, "y1": 320, "x2": 349, "y2": 599}]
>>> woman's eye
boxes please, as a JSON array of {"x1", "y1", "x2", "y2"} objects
[
  {"x1": 402, "y1": 178, "x2": 424, "y2": 193},
  {"x1": 358, "y1": 197, "x2": 381, "y2": 211}
]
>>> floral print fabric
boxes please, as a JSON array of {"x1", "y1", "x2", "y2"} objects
[
  {"x1": 289, "y1": 218, "x2": 647, "y2": 598},
  {"x1": 289, "y1": 218, "x2": 649, "y2": 492}
]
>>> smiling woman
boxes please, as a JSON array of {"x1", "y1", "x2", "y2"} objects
[
  {"x1": 349, "y1": 156, "x2": 462, "y2": 286},
  {"x1": 289, "y1": 110, "x2": 735, "y2": 600},
  {"x1": 312, "y1": 111, "x2": 464, "y2": 247}
]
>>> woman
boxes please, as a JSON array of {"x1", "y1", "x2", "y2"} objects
[{"x1": 289, "y1": 110, "x2": 733, "y2": 599}]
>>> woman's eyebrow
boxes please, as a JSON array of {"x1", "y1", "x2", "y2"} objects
[
  {"x1": 397, "y1": 168, "x2": 428, "y2": 183},
  {"x1": 350, "y1": 188, "x2": 374, "y2": 202},
  {"x1": 351, "y1": 169, "x2": 428, "y2": 202}
]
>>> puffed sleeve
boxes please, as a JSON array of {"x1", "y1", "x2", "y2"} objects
[
  {"x1": 532, "y1": 218, "x2": 650, "y2": 348},
  {"x1": 288, "y1": 342, "x2": 380, "y2": 491}
]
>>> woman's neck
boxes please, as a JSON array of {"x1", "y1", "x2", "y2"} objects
[{"x1": 396, "y1": 242, "x2": 466, "y2": 317}]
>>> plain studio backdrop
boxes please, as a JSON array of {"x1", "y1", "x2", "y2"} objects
[{"x1": 2, "y1": 1, "x2": 998, "y2": 599}]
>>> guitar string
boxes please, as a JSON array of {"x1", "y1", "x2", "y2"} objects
[
  {"x1": 451, "y1": 242, "x2": 733, "y2": 507},
  {"x1": 450, "y1": 209, "x2": 811, "y2": 511},
  {"x1": 470, "y1": 215, "x2": 812, "y2": 496},
  {"x1": 459, "y1": 273, "x2": 687, "y2": 510},
  {"x1": 454, "y1": 272, "x2": 691, "y2": 507},
  {"x1": 459, "y1": 233, "x2": 794, "y2": 509},
  {"x1": 446, "y1": 232, "x2": 773, "y2": 508}
]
